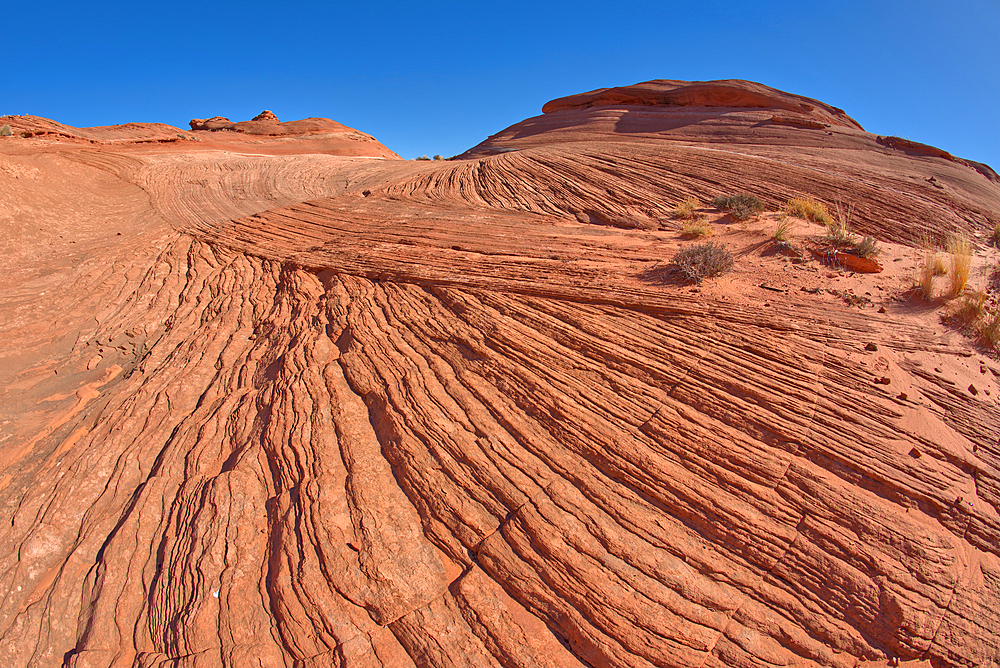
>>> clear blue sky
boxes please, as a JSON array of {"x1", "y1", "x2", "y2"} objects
[{"x1": 5, "y1": 1, "x2": 998, "y2": 169}]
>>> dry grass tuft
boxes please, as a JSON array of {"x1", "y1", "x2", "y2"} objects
[
  {"x1": 674, "y1": 197, "x2": 702, "y2": 220},
  {"x1": 0, "y1": 124, "x2": 12, "y2": 137},
  {"x1": 956, "y1": 289, "x2": 988, "y2": 325},
  {"x1": 918, "y1": 249, "x2": 937, "y2": 300},
  {"x1": 773, "y1": 217, "x2": 795, "y2": 242},
  {"x1": 992, "y1": 221, "x2": 1000, "y2": 247},
  {"x1": 681, "y1": 220, "x2": 712, "y2": 237},
  {"x1": 947, "y1": 235, "x2": 972, "y2": 297},
  {"x1": 785, "y1": 197, "x2": 830, "y2": 223},
  {"x1": 856, "y1": 236, "x2": 880, "y2": 258},
  {"x1": 980, "y1": 311, "x2": 1000, "y2": 349},
  {"x1": 826, "y1": 200, "x2": 857, "y2": 246}
]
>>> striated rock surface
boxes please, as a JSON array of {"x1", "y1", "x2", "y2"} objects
[{"x1": 0, "y1": 80, "x2": 999, "y2": 668}]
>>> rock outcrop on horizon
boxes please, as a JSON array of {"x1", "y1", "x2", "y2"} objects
[{"x1": 0, "y1": 80, "x2": 998, "y2": 668}]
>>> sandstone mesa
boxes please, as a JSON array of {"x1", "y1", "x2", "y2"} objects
[{"x1": 0, "y1": 79, "x2": 998, "y2": 668}]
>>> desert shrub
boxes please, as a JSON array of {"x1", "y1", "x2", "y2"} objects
[
  {"x1": 785, "y1": 197, "x2": 830, "y2": 223},
  {"x1": 947, "y1": 235, "x2": 971, "y2": 296},
  {"x1": 773, "y1": 217, "x2": 795, "y2": 242},
  {"x1": 711, "y1": 193, "x2": 763, "y2": 221},
  {"x1": 674, "y1": 196, "x2": 701, "y2": 220},
  {"x1": 673, "y1": 241, "x2": 734, "y2": 284},
  {"x1": 0, "y1": 124, "x2": 11, "y2": 137},
  {"x1": 992, "y1": 221, "x2": 1000, "y2": 246},
  {"x1": 856, "y1": 236, "x2": 880, "y2": 258},
  {"x1": 433, "y1": 155, "x2": 444, "y2": 161},
  {"x1": 415, "y1": 155, "x2": 431, "y2": 161},
  {"x1": 681, "y1": 220, "x2": 711, "y2": 237}
]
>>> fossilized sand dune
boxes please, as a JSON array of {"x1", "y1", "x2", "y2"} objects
[{"x1": 0, "y1": 81, "x2": 998, "y2": 668}]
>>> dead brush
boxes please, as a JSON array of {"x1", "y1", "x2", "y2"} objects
[{"x1": 673, "y1": 241, "x2": 734, "y2": 284}]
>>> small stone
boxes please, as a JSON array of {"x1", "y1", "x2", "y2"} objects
[
  {"x1": 955, "y1": 496, "x2": 963, "y2": 505},
  {"x1": 897, "y1": 392, "x2": 908, "y2": 400},
  {"x1": 865, "y1": 342, "x2": 878, "y2": 352},
  {"x1": 878, "y1": 306, "x2": 887, "y2": 313},
  {"x1": 909, "y1": 448, "x2": 921, "y2": 458},
  {"x1": 968, "y1": 384, "x2": 979, "y2": 396},
  {"x1": 878, "y1": 376, "x2": 891, "y2": 385}
]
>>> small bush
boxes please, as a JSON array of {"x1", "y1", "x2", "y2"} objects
[
  {"x1": 785, "y1": 197, "x2": 830, "y2": 223},
  {"x1": 856, "y1": 236, "x2": 880, "y2": 258},
  {"x1": 711, "y1": 193, "x2": 763, "y2": 221},
  {"x1": 0, "y1": 124, "x2": 11, "y2": 137},
  {"x1": 681, "y1": 220, "x2": 711, "y2": 237},
  {"x1": 773, "y1": 217, "x2": 795, "y2": 242},
  {"x1": 947, "y1": 234, "x2": 972, "y2": 296},
  {"x1": 433, "y1": 155, "x2": 444, "y2": 161},
  {"x1": 991, "y1": 221, "x2": 1000, "y2": 247},
  {"x1": 415, "y1": 155, "x2": 431, "y2": 161},
  {"x1": 674, "y1": 196, "x2": 701, "y2": 220},
  {"x1": 673, "y1": 241, "x2": 734, "y2": 284}
]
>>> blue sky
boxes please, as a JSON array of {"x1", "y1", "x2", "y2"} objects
[{"x1": 5, "y1": 1, "x2": 998, "y2": 169}]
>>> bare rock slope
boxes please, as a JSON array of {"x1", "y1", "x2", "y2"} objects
[{"x1": 0, "y1": 82, "x2": 998, "y2": 668}]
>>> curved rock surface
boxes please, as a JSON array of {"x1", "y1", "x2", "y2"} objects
[{"x1": 0, "y1": 80, "x2": 998, "y2": 668}]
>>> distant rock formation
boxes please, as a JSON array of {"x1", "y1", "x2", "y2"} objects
[
  {"x1": 251, "y1": 109, "x2": 279, "y2": 123},
  {"x1": 541, "y1": 79, "x2": 863, "y2": 129},
  {"x1": 189, "y1": 110, "x2": 354, "y2": 136}
]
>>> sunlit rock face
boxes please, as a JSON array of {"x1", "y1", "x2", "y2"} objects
[{"x1": 0, "y1": 82, "x2": 998, "y2": 668}]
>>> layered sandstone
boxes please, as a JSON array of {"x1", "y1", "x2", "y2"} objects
[{"x1": 0, "y1": 81, "x2": 998, "y2": 668}]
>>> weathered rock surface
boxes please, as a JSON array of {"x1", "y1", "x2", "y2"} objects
[{"x1": 0, "y1": 80, "x2": 998, "y2": 668}]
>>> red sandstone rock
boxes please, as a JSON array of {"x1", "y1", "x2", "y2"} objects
[{"x1": 0, "y1": 80, "x2": 998, "y2": 668}]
